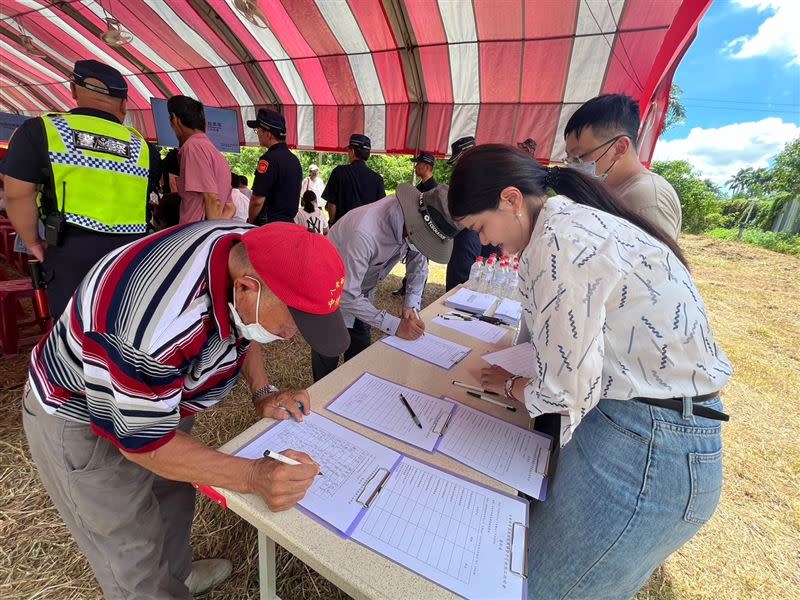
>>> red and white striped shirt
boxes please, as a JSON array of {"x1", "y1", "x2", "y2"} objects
[{"x1": 28, "y1": 221, "x2": 252, "y2": 452}]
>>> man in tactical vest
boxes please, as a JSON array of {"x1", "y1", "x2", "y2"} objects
[{"x1": 2, "y1": 59, "x2": 160, "y2": 318}]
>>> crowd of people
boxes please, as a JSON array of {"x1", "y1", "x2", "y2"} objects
[{"x1": 0, "y1": 58, "x2": 730, "y2": 600}]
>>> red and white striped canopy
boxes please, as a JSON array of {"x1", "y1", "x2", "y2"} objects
[{"x1": 0, "y1": 0, "x2": 710, "y2": 161}]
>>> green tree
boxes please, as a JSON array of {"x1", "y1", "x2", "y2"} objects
[
  {"x1": 726, "y1": 167, "x2": 751, "y2": 197},
  {"x1": 662, "y1": 84, "x2": 687, "y2": 134},
  {"x1": 651, "y1": 160, "x2": 724, "y2": 233},
  {"x1": 225, "y1": 147, "x2": 263, "y2": 184},
  {"x1": 771, "y1": 137, "x2": 800, "y2": 199},
  {"x1": 725, "y1": 166, "x2": 770, "y2": 199}
]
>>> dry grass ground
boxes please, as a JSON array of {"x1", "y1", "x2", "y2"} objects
[{"x1": 0, "y1": 235, "x2": 797, "y2": 600}]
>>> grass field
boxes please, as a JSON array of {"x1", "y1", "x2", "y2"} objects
[{"x1": 0, "y1": 234, "x2": 798, "y2": 599}]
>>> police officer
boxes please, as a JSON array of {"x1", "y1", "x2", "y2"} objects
[
  {"x1": 247, "y1": 108, "x2": 302, "y2": 225},
  {"x1": 445, "y1": 136, "x2": 499, "y2": 291},
  {"x1": 323, "y1": 133, "x2": 385, "y2": 225},
  {"x1": 392, "y1": 151, "x2": 438, "y2": 296},
  {"x1": 2, "y1": 59, "x2": 160, "y2": 318},
  {"x1": 312, "y1": 183, "x2": 461, "y2": 381},
  {"x1": 412, "y1": 151, "x2": 437, "y2": 192}
]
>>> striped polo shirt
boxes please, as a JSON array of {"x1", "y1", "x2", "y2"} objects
[{"x1": 28, "y1": 221, "x2": 252, "y2": 452}]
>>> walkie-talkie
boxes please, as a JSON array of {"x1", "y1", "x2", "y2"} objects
[{"x1": 44, "y1": 181, "x2": 67, "y2": 246}]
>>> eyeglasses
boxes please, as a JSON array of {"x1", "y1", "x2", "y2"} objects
[{"x1": 563, "y1": 134, "x2": 627, "y2": 164}]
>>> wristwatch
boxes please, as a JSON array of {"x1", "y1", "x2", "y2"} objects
[{"x1": 252, "y1": 384, "x2": 279, "y2": 405}]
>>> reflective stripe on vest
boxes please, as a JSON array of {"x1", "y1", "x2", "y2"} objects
[{"x1": 42, "y1": 113, "x2": 149, "y2": 234}]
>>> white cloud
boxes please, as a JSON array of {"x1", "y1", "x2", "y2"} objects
[
  {"x1": 653, "y1": 118, "x2": 800, "y2": 187},
  {"x1": 725, "y1": 0, "x2": 800, "y2": 65}
]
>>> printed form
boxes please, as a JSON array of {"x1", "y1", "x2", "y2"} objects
[
  {"x1": 444, "y1": 288, "x2": 498, "y2": 315},
  {"x1": 327, "y1": 373, "x2": 456, "y2": 452},
  {"x1": 351, "y1": 458, "x2": 528, "y2": 600},
  {"x1": 432, "y1": 315, "x2": 508, "y2": 344},
  {"x1": 482, "y1": 343, "x2": 536, "y2": 378},
  {"x1": 234, "y1": 413, "x2": 399, "y2": 535},
  {"x1": 438, "y1": 403, "x2": 551, "y2": 500},
  {"x1": 381, "y1": 333, "x2": 471, "y2": 369}
]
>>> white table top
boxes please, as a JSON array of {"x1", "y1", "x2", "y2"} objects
[{"x1": 214, "y1": 288, "x2": 532, "y2": 600}]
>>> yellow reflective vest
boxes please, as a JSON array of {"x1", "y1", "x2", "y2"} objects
[{"x1": 41, "y1": 112, "x2": 149, "y2": 233}]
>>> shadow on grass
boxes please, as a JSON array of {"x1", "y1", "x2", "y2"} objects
[{"x1": 635, "y1": 566, "x2": 678, "y2": 600}]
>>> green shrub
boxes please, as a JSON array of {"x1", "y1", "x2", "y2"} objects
[{"x1": 706, "y1": 228, "x2": 800, "y2": 256}]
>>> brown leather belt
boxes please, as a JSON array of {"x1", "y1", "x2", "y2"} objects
[{"x1": 631, "y1": 392, "x2": 728, "y2": 421}]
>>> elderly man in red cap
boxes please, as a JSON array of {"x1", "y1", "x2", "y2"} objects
[{"x1": 22, "y1": 221, "x2": 350, "y2": 599}]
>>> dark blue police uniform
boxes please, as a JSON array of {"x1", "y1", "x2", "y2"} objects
[
  {"x1": 323, "y1": 134, "x2": 385, "y2": 225},
  {"x1": 247, "y1": 109, "x2": 302, "y2": 225},
  {"x1": 444, "y1": 136, "x2": 497, "y2": 291}
]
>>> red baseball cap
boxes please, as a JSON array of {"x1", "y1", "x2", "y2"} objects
[{"x1": 241, "y1": 223, "x2": 350, "y2": 356}]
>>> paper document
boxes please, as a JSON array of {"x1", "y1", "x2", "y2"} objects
[
  {"x1": 439, "y1": 403, "x2": 551, "y2": 500},
  {"x1": 327, "y1": 373, "x2": 456, "y2": 452},
  {"x1": 234, "y1": 413, "x2": 400, "y2": 535},
  {"x1": 444, "y1": 288, "x2": 498, "y2": 315},
  {"x1": 381, "y1": 333, "x2": 471, "y2": 369},
  {"x1": 433, "y1": 315, "x2": 508, "y2": 344},
  {"x1": 351, "y1": 457, "x2": 528, "y2": 600},
  {"x1": 483, "y1": 343, "x2": 536, "y2": 378},
  {"x1": 494, "y1": 298, "x2": 523, "y2": 324}
]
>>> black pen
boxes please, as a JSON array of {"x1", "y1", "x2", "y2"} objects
[
  {"x1": 466, "y1": 391, "x2": 517, "y2": 412},
  {"x1": 452, "y1": 380, "x2": 505, "y2": 398},
  {"x1": 399, "y1": 394, "x2": 423, "y2": 428}
]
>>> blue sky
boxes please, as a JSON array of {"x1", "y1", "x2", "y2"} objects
[{"x1": 653, "y1": 0, "x2": 800, "y2": 187}]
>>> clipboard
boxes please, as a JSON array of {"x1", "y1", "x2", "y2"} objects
[
  {"x1": 327, "y1": 372, "x2": 553, "y2": 500},
  {"x1": 232, "y1": 414, "x2": 529, "y2": 599}
]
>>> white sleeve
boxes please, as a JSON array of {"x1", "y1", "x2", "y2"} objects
[{"x1": 522, "y1": 244, "x2": 620, "y2": 443}]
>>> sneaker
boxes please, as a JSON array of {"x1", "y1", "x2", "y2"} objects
[{"x1": 185, "y1": 559, "x2": 233, "y2": 596}]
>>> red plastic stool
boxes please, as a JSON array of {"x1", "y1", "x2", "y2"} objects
[
  {"x1": 0, "y1": 279, "x2": 47, "y2": 355},
  {"x1": 0, "y1": 225, "x2": 14, "y2": 262}
]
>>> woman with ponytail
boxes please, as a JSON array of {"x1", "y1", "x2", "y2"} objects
[{"x1": 448, "y1": 145, "x2": 732, "y2": 599}]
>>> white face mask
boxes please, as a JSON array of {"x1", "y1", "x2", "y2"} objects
[
  {"x1": 229, "y1": 276, "x2": 284, "y2": 344},
  {"x1": 565, "y1": 160, "x2": 608, "y2": 181}
]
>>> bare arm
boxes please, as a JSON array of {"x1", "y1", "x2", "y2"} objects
[
  {"x1": 204, "y1": 192, "x2": 235, "y2": 220},
  {"x1": 326, "y1": 202, "x2": 337, "y2": 223},
  {"x1": 240, "y1": 342, "x2": 269, "y2": 391},
  {"x1": 121, "y1": 430, "x2": 319, "y2": 512},
  {"x1": 249, "y1": 195, "x2": 265, "y2": 222},
  {"x1": 4, "y1": 176, "x2": 44, "y2": 261}
]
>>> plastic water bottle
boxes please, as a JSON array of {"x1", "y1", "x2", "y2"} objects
[
  {"x1": 491, "y1": 260, "x2": 509, "y2": 297},
  {"x1": 480, "y1": 258, "x2": 496, "y2": 292},
  {"x1": 467, "y1": 256, "x2": 484, "y2": 290},
  {"x1": 505, "y1": 264, "x2": 521, "y2": 299}
]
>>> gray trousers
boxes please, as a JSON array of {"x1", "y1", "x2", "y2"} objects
[{"x1": 22, "y1": 386, "x2": 196, "y2": 600}]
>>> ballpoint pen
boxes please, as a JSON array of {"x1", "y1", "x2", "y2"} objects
[
  {"x1": 412, "y1": 307, "x2": 425, "y2": 336},
  {"x1": 466, "y1": 391, "x2": 517, "y2": 412},
  {"x1": 263, "y1": 449, "x2": 324, "y2": 476},
  {"x1": 452, "y1": 380, "x2": 504, "y2": 397},
  {"x1": 399, "y1": 393, "x2": 423, "y2": 428}
]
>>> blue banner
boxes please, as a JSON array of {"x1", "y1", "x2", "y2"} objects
[
  {"x1": 151, "y1": 98, "x2": 240, "y2": 154},
  {"x1": 0, "y1": 112, "x2": 30, "y2": 143}
]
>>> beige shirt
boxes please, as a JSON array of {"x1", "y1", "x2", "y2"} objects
[{"x1": 614, "y1": 170, "x2": 682, "y2": 241}]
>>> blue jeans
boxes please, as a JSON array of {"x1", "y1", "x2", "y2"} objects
[{"x1": 527, "y1": 396, "x2": 724, "y2": 599}]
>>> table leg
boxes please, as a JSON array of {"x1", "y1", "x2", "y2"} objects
[{"x1": 257, "y1": 529, "x2": 281, "y2": 600}]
